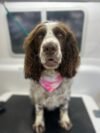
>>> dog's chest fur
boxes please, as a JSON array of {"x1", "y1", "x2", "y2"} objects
[{"x1": 30, "y1": 70, "x2": 73, "y2": 110}]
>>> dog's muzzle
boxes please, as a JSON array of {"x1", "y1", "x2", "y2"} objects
[
  {"x1": 40, "y1": 41, "x2": 62, "y2": 69},
  {"x1": 43, "y1": 42, "x2": 57, "y2": 56}
]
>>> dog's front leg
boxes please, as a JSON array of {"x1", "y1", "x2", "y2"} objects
[
  {"x1": 33, "y1": 104, "x2": 45, "y2": 133},
  {"x1": 59, "y1": 102, "x2": 72, "y2": 131}
]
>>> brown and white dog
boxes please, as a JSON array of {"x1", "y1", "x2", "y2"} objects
[{"x1": 23, "y1": 21, "x2": 80, "y2": 133}]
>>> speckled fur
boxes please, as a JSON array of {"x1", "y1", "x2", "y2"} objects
[{"x1": 30, "y1": 70, "x2": 73, "y2": 110}]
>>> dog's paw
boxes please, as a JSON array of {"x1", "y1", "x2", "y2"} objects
[
  {"x1": 59, "y1": 120, "x2": 72, "y2": 131},
  {"x1": 32, "y1": 121, "x2": 45, "y2": 133}
]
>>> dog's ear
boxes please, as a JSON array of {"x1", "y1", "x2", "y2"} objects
[
  {"x1": 58, "y1": 30, "x2": 80, "y2": 78},
  {"x1": 23, "y1": 24, "x2": 44, "y2": 81}
]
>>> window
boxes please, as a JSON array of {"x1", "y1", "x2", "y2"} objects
[
  {"x1": 7, "y1": 12, "x2": 41, "y2": 54},
  {"x1": 7, "y1": 10, "x2": 84, "y2": 54},
  {"x1": 47, "y1": 11, "x2": 84, "y2": 50}
]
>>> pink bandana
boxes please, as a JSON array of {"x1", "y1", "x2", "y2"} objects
[{"x1": 39, "y1": 73, "x2": 63, "y2": 92}]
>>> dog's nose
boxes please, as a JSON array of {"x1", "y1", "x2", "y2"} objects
[{"x1": 43, "y1": 43, "x2": 57, "y2": 55}]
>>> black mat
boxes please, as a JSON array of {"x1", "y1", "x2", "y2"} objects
[{"x1": 0, "y1": 95, "x2": 96, "y2": 133}]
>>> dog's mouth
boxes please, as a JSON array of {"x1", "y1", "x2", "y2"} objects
[{"x1": 44, "y1": 58, "x2": 59, "y2": 68}]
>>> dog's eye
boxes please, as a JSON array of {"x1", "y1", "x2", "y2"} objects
[
  {"x1": 54, "y1": 30, "x2": 64, "y2": 39},
  {"x1": 56, "y1": 32, "x2": 63, "y2": 38},
  {"x1": 37, "y1": 32, "x2": 45, "y2": 40}
]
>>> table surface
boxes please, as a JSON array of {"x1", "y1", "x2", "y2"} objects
[{"x1": 0, "y1": 95, "x2": 96, "y2": 133}]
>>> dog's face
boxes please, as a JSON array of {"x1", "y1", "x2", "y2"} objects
[
  {"x1": 24, "y1": 21, "x2": 80, "y2": 81},
  {"x1": 39, "y1": 22, "x2": 63, "y2": 69}
]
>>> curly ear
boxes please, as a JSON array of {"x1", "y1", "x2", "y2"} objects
[
  {"x1": 23, "y1": 25, "x2": 44, "y2": 81},
  {"x1": 58, "y1": 31, "x2": 80, "y2": 78}
]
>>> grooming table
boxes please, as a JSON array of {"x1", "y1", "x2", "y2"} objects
[{"x1": 0, "y1": 94, "x2": 99, "y2": 133}]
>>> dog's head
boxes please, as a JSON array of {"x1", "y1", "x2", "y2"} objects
[{"x1": 23, "y1": 21, "x2": 80, "y2": 81}]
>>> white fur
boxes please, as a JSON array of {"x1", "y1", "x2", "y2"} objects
[
  {"x1": 30, "y1": 70, "x2": 73, "y2": 110},
  {"x1": 39, "y1": 22, "x2": 62, "y2": 68}
]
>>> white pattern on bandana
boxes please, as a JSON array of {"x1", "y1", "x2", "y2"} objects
[{"x1": 39, "y1": 73, "x2": 63, "y2": 92}]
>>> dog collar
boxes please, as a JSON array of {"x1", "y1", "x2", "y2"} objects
[{"x1": 39, "y1": 72, "x2": 63, "y2": 92}]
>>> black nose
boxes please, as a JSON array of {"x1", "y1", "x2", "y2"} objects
[{"x1": 43, "y1": 43, "x2": 57, "y2": 55}]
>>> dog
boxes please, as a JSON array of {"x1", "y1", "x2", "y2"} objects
[{"x1": 23, "y1": 21, "x2": 80, "y2": 133}]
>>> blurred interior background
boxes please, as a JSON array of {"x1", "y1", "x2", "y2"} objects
[
  {"x1": 0, "y1": 1, "x2": 100, "y2": 106},
  {"x1": 0, "y1": 1, "x2": 100, "y2": 133}
]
